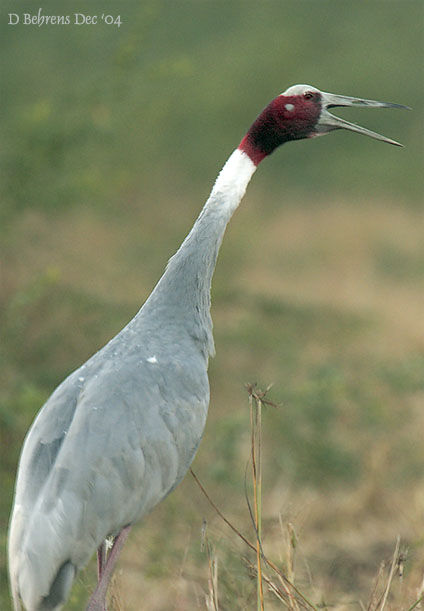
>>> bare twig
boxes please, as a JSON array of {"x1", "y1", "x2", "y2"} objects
[
  {"x1": 285, "y1": 522, "x2": 300, "y2": 611},
  {"x1": 205, "y1": 539, "x2": 219, "y2": 611},
  {"x1": 378, "y1": 535, "x2": 401, "y2": 611},
  {"x1": 191, "y1": 476, "x2": 317, "y2": 609},
  {"x1": 190, "y1": 382, "x2": 318, "y2": 611},
  {"x1": 367, "y1": 561, "x2": 386, "y2": 611},
  {"x1": 245, "y1": 557, "x2": 302, "y2": 608},
  {"x1": 249, "y1": 390, "x2": 264, "y2": 611},
  {"x1": 190, "y1": 468, "x2": 254, "y2": 552},
  {"x1": 246, "y1": 382, "x2": 279, "y2": 409},
  {"x1": 407, "y1": 595, "x2": 424, "y2": 611}
]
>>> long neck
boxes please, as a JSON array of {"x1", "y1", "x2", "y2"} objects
[{"x1": 138, "y1": 149, "x2": 256, "y2": 355}]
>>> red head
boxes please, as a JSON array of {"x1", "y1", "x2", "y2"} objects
[{"x1": 239, "y1": 84, "x2": 408, "y2": 165}]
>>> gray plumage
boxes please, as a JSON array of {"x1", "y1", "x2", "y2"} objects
[
  {"x1": 8, "y1": 177, "x2": 236, "y2": 610},
  {"x1": 8, "y1": 84, "x2": 406, "y2": 611}
]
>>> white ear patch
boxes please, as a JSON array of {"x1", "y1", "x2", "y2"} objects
[{"x1": 285, "y1": 103, "x2": 295, "y2": 112}]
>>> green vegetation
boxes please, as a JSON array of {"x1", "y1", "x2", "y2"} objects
[{"x1": 1, "y1": 1, "x2": 423, "y2": 608}]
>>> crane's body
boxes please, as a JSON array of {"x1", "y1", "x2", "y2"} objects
[
  {"x1": 8, "y1": 84, "x2": 407, "y2": 611},
  {"x1": 8, "y1": 150, "x2": 256, "y2": 611}
]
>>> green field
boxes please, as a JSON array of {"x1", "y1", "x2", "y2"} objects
[{"x1": 1, "y1": 1, "x2": 423, "y2": 609}]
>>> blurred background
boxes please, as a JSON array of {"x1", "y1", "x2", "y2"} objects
[{"x1": 1, "y1": 1, "x2": 423, "y2": 608}]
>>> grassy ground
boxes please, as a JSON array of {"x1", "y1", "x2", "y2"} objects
[
  {"x1": 2, "y1": 194, "x2": 424, "y2": 609},
  {"x1": 1, "y1": 2, "x2": 422, "y2": 608}
]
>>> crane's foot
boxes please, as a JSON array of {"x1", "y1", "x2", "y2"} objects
[{"x1": 86, "y1": 525, "x2": 132, "y2": 611}]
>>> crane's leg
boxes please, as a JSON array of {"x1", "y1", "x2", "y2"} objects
[
  {"x1": 97, "y1": 541, "x2": 107, "y2": 581},
  {"x1": 86, "y1": 525, "x2": 132, "y2": 611}
]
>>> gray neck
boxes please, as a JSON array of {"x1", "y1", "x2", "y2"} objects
[{"x1": 135, "y1": 149, "x2": 257, "y2": 357}]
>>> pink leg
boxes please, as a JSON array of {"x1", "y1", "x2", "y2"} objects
[
  {"x1": 97, "y1": 541, "x2": 107, "y2": 581},
  {"x1": 86, "y1": 525, "x2": 132, "y2": 611}
]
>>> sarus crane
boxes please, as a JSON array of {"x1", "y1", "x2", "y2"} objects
[{"x1": 8, "y1": 84, "x2": 407, "y2": 610}]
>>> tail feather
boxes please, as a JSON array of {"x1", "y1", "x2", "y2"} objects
[
  {"x1": 10, "y1": 556, "x2": 74, "y2": 611},
  {"x1": 11, "y1": 554, "x2": 75, "y2": 611},
  {"x1": 9, "y1": 499, "x2": 79, "y2": 610},
  {"x1": 38, "y1": 562, "x2": 75, "y2": 611}
]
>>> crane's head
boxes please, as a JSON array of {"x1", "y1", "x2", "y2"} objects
[{"x1": 239, "y1": 84, "x2": 409, "y2": 165}]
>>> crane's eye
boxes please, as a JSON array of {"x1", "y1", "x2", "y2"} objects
[{"x1": 303, "y1": 92, "x2": 314, "y2": 100}]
